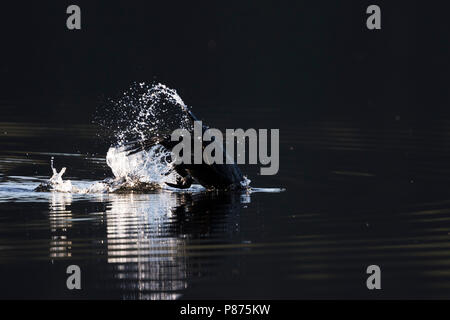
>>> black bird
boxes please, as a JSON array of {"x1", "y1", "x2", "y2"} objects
[{"x1": 121, "y1": 108, "x2": 247, "y2": 190}]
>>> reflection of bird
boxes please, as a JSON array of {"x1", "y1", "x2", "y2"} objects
[
  {"x1": 104, "y1": 191, "x2": 247, "y2": 299},
  {"x1": 169, "y1": 192, "x2": 245, "y2": 236},
  {"x1": 45, "y1": 186, "x2": 250, "y2": 299},
  {"x1": 105, "y1": 192, "x2": 188, "y2": 300},
  {"x1": 122, "y1": 108, "x2": 247, "y2": 191}
]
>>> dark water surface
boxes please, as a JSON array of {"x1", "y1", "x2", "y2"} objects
[{"x1": 2, "y1": 110, "x2": 450, "y2": 299}]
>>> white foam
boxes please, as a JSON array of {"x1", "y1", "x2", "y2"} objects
[{"x1": 106, "y1": 145, "x2": 175, "y2": 185}]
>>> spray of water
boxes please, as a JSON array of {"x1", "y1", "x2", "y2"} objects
[
  {"x1": 35, "y1": 83, "x2": 275, "y2": 194},
  {"x1": 37, "y1": 83, "x2": 200, "y2": 193},
  {"x1": 96, "y1": 82, "x2": 193, "y2": 147}
]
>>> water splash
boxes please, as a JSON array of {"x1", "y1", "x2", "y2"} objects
[
  {"x1": 33, "y1": 83, "x2": 285, "y2": 195},
  {"x1": 106, "y1": 145, "x2": 175, "y2": 185},
  {"x1": 96, "y1": 82, "x2": 193, "y2": 147}
]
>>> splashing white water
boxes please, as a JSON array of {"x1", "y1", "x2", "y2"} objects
[
  {"x1": 37, "y1": 155, "x2": 281, "y2": 195},
  {"x1": 97, "y1": 82, "x2": 193, "y2": 147},
  {"x1": 34, "y1": 83, "x2": 192, "y2": 194},
  {"x1": 33, "y1": 83, "x2": 284, "y2": 195},
  {"x1": 48, "y1": 166, "x2": 73, "y2": 193},
  {"x1": 37, "y1": 145, "x2": 197, "y2": 194},
  {"x1": 106, "y1": 145, "x2": 175, "y2": 184}
]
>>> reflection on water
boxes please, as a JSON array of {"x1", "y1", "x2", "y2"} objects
[
  {"x1": 5, "y1": 117, "x2": 450, "y2": 299},
  {"x1": 47, "y1": 189, "x2": 248, "y2": 299},
  {"x1": 49, "y1": 192, "x2": 73, "y2": 259},
  {"x1": 104, "y1": 193, "x2": 188, "y2": 300}
]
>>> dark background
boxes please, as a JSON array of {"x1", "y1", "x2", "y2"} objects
[
  {"x1": 0, "y1": 1, "x2": 448, "y2": 124},
  {"x1": 1, "y1": 1, "x2": 450, "y2": 300}
]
